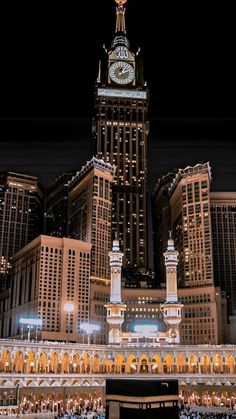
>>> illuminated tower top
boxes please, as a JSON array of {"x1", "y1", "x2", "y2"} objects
[
  {"x1": 114, "y1": 0, "x2": 127, "y2": 33},
  {"x1": 112, "y1": 0, "x2": 129, "y2": 48},
  {"x1": 164, "y1": 232, "x2": 179, "y2": 303},
  {"x1": 109, "y1": 237, "x2": 123, "y2": 303}
]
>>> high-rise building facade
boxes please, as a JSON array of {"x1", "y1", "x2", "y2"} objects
[
  {"x1": 0, "y1": 172, "x2": 44, "y2": 291},
  {"x1": 152, "y1": 172, "x2": 175, "y2": 285},
  {"x1": 93, "y1": 0, "x2": 149, "y2": 272},
  {"x1": 153, "y1": 163, "x2": 214, "y2": 288},
  {"x1": 152, "y1": 163, "x2": 236, "y2": 343},
  {"x1": 68, "y1": 157, "x2": 115, "y2": 281},
  {"x1": 210, "y1": 192, "x2": 236, "y2": 315},
  {"x1": 46, "y1": 171, "x2": 75, "y2": 238},
  {"x1": 1, "y1": 235, "x2": 92, "y2": 341}
]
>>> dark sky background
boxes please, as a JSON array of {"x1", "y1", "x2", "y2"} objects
[{"x1": 0, "y1": 1, "x2": 236, "y2": 191}]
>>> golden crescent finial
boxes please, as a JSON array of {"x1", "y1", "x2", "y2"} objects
[{"x1": 115, "y1": 0, "x2": 127, "y2": 4}]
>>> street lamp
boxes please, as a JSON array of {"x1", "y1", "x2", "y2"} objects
[
  {"x1": 27, "y1": 325, "x2": 33, "y2": 341},
  {"x1": 19, "y1": 318, "x2": 42, "y2": 340},
  {"x1": 64, "y1": 303, "x2": 74, "y2": 342},
  {"x1": 80, "y1": 322, "x2": 100, "y2": 345}
]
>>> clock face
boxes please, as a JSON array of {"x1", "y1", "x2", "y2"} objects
[{"x1": 109, "y1": 61, "x2": 135, "y2": 85}]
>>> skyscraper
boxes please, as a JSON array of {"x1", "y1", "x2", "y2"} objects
[
  {"x1": 0, "y1": 172, "x2": 44, "y2": 291},
  {"x1": 210, "y1": 191, "x2": 236, "y2": 342},
  {"x1": 93, "y1": 0, "x2": 149, "y2": 272},
  {"x1": 68, "y1": 157, "x2": 115, "y2": 281},
  {"x1": 153, "y1": 163, "x2": 214, "y2": 288},
  {"x1": 46, "y1": 171, "x2": 76, "y2": 238},
  {"x1": 152, "y1": 163, "x2": 227, "y2": 343},
  {"x1": 152, "y1": 172, "x2": 175, "y2": 285}
]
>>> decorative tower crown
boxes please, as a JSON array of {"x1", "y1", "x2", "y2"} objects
[
  {"x1": 112, "y1": 0, "x2": 130, "y2": 48},
  {"x1": 164, "y1": 231, "x2": 179, "y2": 267},
  {"x1": 112, "y1": 237, "x2": 120, "y2": 252},
  {"x1": 114, "y1": 0, "x2": 127, "y2": 33}
]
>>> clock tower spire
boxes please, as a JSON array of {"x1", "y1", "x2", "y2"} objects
[{"x1": 114, "y1": 0, "x2": 127, "y2": 34}]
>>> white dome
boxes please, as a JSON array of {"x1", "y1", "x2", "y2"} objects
[
  {"x1": 167, "y1": 237, "x2": 175, "y2": 251},
  {"x1": 112, "y1": 238, "x2": 120, "y2": 251}
]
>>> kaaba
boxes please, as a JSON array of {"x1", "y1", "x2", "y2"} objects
[{"x1": 106, "y1": 378, "x2": 179, "y2": 419}]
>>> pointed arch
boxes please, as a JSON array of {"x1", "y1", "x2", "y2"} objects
[
  {"x1": 26, "y1": 351, "x2": 36, "y2": 373},
  {"x1": 14, "y1": 351, "x2": 24, "y2": 373},
  {"x1": 1, "y1": 349, "x2": 12, "y2": 372},
  {"x1": 225, "y1": 354, "x2": 234, "y2": 373},
  {"x1": 200, "y1": 354, "x2": 210, "y2": 373},
  {"x1": 139, "y1": 354, "x2": 149, "y2": 373},
  {"x1": 82, "y1": 353, "x2": 90, "y2": 373},
  {"x1": 189, "y1": 354, "x2": 198, "y2": 373},
  {"x1": 72, "y1": 353, "x2": 80, "y2": 373},
  {"x1": 213, "y1": 354, "x2": 222, "y2": 373},
  {"x1": 50, "y1": 352, "x2": 59, "y2": 373},
  {"x1": 0, "y1": 379, "x2": 13, "y2": 388},
  {"x1": 72, "y1": 379, "x2": 79, "y2": 386},
  {"x1": 62, "y1": 352, "x2": 70, "y2": 373},
  {"x1": 92, "y1": 354, "x2": 100, "y2": 373},
  {"x1": 38, "y1": 379, "x2": 49, "y2": 386},
  {"x1": 104, "y1": 358, "x2": 113, "y2": 373},
  {"x1": 115, "y1": 354, "x2": 125, "y2": 373},
  {"x1": 14, "y1": 379, "x2": 22, "y2": 387},
  {"x1": 163, "y1": 354, "x2": 173, "y2": 373},
  {"x1": 39, "y1": 352, "x2": 47, "y2": 373},
  {"x1": 177, "y1": 354, "x2": 185, "y2": 373},
  {"x1": 151, "y1": 354, "x2": 162, "y2": 373},
  {"x1": 127, "y1": 354, "x2": 137, "y2": 374}
]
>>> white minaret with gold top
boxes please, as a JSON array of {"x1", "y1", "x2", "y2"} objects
[
  {"x1": 161, "y1": 233, "x2": 183, "y2": 344},
  {"x1": 105, "y1": 237, "x2": 126, "y2": 344}
]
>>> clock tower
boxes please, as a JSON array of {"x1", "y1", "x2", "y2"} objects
[{"x1": 93, "y1": 0, "x2": 149, "y2": 273}]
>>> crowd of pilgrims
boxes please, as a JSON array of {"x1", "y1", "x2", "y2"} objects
[
  {"x1": 56, "y1": 405, "x2": 236, "y2": 419},
  {"x1": 180, "y1": 406, "x2": 236, "y2": 419}
]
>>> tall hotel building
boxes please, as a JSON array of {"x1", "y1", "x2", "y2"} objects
[
  {"x1": 93, "y1": 0, "x2": 149, "y2": 272},
  {"x1": 0, "y1": 172, "x2": 44, "y2": 291},
  {"x1": 46, "y1": 171, "x2": 76, "y2": 238},
  {"x1": 1, "y1": 235, "x2": 92, "y2": 341},
  {"x1": 45, "y1": 158, "x2": 114, "y2": 281},
  {"x1": 152, "y1": 163, "x2": 226, "y2": 344},
  {"x1": 153, "y1": 163, "x2": 214, "y2": 288},
  {"x1": 152, "y1": 172, "x2": 175, "y2": 284},
  {"x1": 210, "y1": 191, "x2": 236, "y2": 342},
  {"x1": 68, "y1": 157, "x2": 114, "y2": 281}
]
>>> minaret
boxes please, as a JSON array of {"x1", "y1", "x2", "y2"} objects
[
  {"x1": 161, "y1": 233, "x2": 183, "y2": 344},
  {"x1": 105, "y1": 237, "x2": 126, "y2": 344}
]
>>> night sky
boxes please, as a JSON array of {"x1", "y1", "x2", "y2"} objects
[{"x1": 1, "y1": 1, "x2": 236, "y2": 191}]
